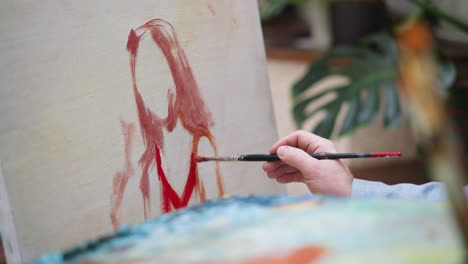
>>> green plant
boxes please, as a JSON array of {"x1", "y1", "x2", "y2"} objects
[
  {"x1": 292, "y1": 31, "x2": 457, "y2": 138},
  {"x1": 291, "y1": 0, "x2": 468, "y2": 139},
  {"x1": 292, "y1": 33, "x2": 401, "y2": 138}
]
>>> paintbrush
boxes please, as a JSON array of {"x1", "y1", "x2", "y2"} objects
[{"x1": 197, "y1": 152, "x2": 402, "y2": 162}]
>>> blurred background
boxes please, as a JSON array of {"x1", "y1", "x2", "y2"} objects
[{"x1": 258, "y1": 0, "x2": 468, "y2": 194}]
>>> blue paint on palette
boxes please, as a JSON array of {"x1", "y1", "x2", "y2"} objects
[{"x1": 35, "y1": 195, "x2": 464, "y2": 264}]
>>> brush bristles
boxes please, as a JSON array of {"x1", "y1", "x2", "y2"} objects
[{"x1": 196, "y1": 156, "x2": 236, "y2": 162}]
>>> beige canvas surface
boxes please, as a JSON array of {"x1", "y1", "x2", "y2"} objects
[{"x1": 0, "y1": 1, "x2": 284, "y2": 262}]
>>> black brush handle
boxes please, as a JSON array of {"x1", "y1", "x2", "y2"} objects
[
  {"x1": 238, "y1": 153, "x2": 374, "y2": 161},
  {"x1": 238, "y1": 154, "x2": 280, "y2": 161}
]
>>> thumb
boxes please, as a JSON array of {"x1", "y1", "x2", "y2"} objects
[{"x1": 277, "y1": 146, "x2": 316, "y2": 172}]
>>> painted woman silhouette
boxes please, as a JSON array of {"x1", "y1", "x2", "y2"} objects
[{"x1": 110, "y1": 19, "x2": 225, "y2": 229}]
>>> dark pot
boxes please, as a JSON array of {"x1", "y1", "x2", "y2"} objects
[
  {"x1": 330, "y1": 1, "x2": 388, "y2": 45},
  {"x1": 449, "y1": 82, "x2": 468, "y2": 163}
]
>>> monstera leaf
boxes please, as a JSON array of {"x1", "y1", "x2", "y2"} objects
[{"x1": 292, "y1": 33, "x2": 402, "y2": 139}]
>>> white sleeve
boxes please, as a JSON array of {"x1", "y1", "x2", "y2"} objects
[{"x1": 351, "y1": 179, "x2": 468, "y2": 200}]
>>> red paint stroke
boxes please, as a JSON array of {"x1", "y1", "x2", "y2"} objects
[
  {"x1": 124, "y1": 19, "x2": 225, "y2": 217},
  {"x1": 155, "y1": 147, "x2": 198, "y2": 212},
  {"x1": 370, "y1": 152, "x2": 402, "y2": 157},
  {"x1": 110, "y1": 120, "x2": 135, "y2": 230},
  {"x1": 208, "y1": 3, "x2": 216, "y2": 16}
]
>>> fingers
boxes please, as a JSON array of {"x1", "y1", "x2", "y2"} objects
[
  {"x1": 264, "y1": 130, "x2": 353, "y2": 196},
  {"x1": 263, "y1": 161, "x2": 301, "y2": 180},
  {"x1": 262, "y1": 161, "x2": 284, "y2": 173},
  {"x1": 276, "y1": 172, "x2": 303, "y2": 183},
  {"x1": 269, "y1": 130, "x2": 336, "y2": 155},
  {"x1": 274, "y1": 145, "x2": 353, "y2": 196},
  {"x1": 275, "y1": 145, "x2": 318, "y2": 175}
]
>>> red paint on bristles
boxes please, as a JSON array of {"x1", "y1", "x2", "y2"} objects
[
  {"x1": 370, "y1": 152, "x2": 402, "y2": 157},
  {"x1": 196, "y1": 156, "x2": 208, "y2": 162}
]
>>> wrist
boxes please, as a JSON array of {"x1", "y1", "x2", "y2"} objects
[{"x1": 305, "y1": 176, "x2": 353, "y2": 197}]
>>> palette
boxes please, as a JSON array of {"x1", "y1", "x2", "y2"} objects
[{"x1": 36, "y1": 195, "x2": 464, "y2": 263}]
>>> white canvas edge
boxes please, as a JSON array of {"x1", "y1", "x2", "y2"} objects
[{"x1": 0, "y1": 162, "x2": 22, "y2": 264}]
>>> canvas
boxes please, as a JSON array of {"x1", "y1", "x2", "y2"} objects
[{"x1": 0, "y1": 0, "x2": 283, "y2": 262}]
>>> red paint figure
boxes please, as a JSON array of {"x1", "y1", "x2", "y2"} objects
[{"x1": 110, "y1": 19, "x2": 225, "y2": 228}]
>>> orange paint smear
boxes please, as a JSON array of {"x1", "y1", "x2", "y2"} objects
[
  {"x1": 242, "y1": 246, "x2": 326, "y2": 264},
  {"x1": 397, "y1": 20, "x2": 432, "y2": 55}
]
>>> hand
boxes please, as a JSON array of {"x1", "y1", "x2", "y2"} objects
[{"x1": 262, "y1": 130, "x2": 353, "y2": 196}]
